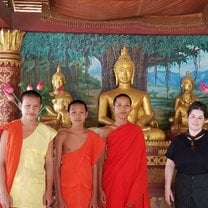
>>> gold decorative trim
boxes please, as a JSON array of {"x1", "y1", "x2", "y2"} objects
[
  {"x1": 0, "y1": 60, "x2": 21, "y2": 67},
  {"x1": 147, "y1": 156, "x2": 167, "y2": 166},
  {"x1": 146, "y1": 140, "x2": 171, "y2": 147}
]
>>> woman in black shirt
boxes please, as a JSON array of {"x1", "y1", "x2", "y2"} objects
[{"x1": 165, "y1": 101, "x2": 208, "y2": 208}]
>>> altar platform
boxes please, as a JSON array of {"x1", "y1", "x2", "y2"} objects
[{"x1": 146, "y1": 139, "x2": 171, "y2": 208}]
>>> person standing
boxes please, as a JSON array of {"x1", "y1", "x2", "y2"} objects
[
  {"x1": 165, "y1": 101, "x2": 208, "y2": 208},
  {"x1": 54, "y1": 100, "x2": 105, "y2": 208},
  {"x1": 0, "y1": 90, "x2": 57, "y2": 208},
  {"x1": 98, "y1": 93, "x2": 150, "y2": 208}
]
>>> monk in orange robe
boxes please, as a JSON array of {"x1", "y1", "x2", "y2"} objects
[
  {"x1": 0, "y1": 119, "x2": 23, "y2": 195},
  {"x1": 98, "y1": 93, "x2": 150, "y2": 208},
  {"x1": 54, "y1": 100, "x2": 105, "y2": 208}
]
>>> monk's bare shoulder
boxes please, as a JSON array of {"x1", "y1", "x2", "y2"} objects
[
  {"x1": 99, "y1": 125, "x2": 116, "y2": 140},
  {"x1": 56, "y1": 128, "x2": 72, "y2": 143}
]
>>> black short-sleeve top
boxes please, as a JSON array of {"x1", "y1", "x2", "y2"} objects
[{"x1": 166, "y1": 131, "x2": 208, "y2": 175}]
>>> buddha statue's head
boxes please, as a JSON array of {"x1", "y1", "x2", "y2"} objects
[
  {"x1": 52, "y1": 65, "x2": 66, "y2": 90},
  {"x1": 181, "y1": 71, "x2": 194, "y2": 93},
  {"x1": 113, "y1": 46, "x2": 135, "y2": 85}
]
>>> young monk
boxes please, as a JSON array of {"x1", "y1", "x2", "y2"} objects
[
  {"x1": 54, "y1": 100, "x2": 105, "y2": 208},
  {"x1": 98, "y1": 93, "x2": 150, "y2": 208},
  {"x1": 0, "y1": 90, "x2": 57, "y2": 208}
]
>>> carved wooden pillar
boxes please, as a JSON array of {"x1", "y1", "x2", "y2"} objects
[
  {"x1": 146, "y1": 140, "x2": 171, "y2": 208},
  {"x1": 0, "y1": 29, "x2": 25, "y2": 124}
]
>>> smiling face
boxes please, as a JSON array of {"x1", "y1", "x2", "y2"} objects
[{"x1": 188, "y1": 109, "x2": 205, "y2": 134}]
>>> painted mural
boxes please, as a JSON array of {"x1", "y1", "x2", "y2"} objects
[{"x1": 20, "y1": 33, "x2": 208, "y2": 129}]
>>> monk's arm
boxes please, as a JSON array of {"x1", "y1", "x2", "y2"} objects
[
  {"x1": 54, "y1": 133, "x2": 66, "y2": 207},
  {"x1": 97, "y1": 127, "x2": 110, "y2": 205},
  {"x1": 0, "y1": 130, "x2": 12, "y2": 208},
  {"x1": 90, "y1": 164, "x2": 98, "y2": 207},
  {"x1": 44, "y1": 140, "x2": 54, "y2": 207}
]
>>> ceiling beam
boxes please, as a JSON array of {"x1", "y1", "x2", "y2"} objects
[{"x1": 0, "y1": 0, "x2": 12, "y2": 28}]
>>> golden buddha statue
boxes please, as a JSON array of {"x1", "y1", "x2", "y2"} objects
[
  {"x1": 41, "y1": 65, "x2": 73, "y2": 129},
  {"x1": 98, "y1": 46, "x2": 165, "y2": 140},
  {"x1": 169, "y1": 71, "x2": 198, "y2": 132}
]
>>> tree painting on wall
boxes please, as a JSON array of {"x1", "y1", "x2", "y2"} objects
[{"x1": 20, "y1": 33, "x2": 208, "y2": 128}]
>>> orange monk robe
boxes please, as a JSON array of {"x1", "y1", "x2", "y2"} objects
[
  {"x1": 102, "y1": 123, "x2": 150, "y2": 208},
  {"x1": 0, "y1": 119, "x2": 23, "y2": 192},
  {"x1": 0, "y1": 119, "x2": 23, "y2": 208},
  {"x1": 61, "y1": 131, "x2": 105, "y2": 208}
]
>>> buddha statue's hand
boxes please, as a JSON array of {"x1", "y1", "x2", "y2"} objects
[
  {"x1": 171, "y1": 120, "x2": 179, "y2": 131},
  {"x1": 136, "y1": 121, "x2": 143, "y2": 128},
  {"x1": 49, "y1": 91, "x2": 55, "y2": 96}
]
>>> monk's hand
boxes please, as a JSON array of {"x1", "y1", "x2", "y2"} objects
[
  {"x1": 0, "y1": 191, "x2": 12, "y2": 208},
  {"x1": 89, "y1": 196, "x2": 98, "y2": 208},
  {"x1": 56, "y1": 196, "x2": 67, "y2": 208},
  {"x1": 43, "y1": 191, "x2": 53, "y2": 208},
  {"x1": 98, "y1": 189, "x2": 106, "y2": 206}
]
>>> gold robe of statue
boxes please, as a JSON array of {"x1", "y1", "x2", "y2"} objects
[
  {"x1": 98, "y1": 46, "x2": 165, "y2": 140},
  {"x1": 41, "y1": 66, "x2": 73, "y2": 129},
  {"x1": 169, "y1": 71, "x2": 198, "y2": 132}
]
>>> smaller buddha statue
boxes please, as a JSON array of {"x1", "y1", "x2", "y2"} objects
[
  {"x1": 169, "y1": 71, "x2": 198, "y2": 132},
  {"x1": 98, "y1": 46, "x2": 165, "y2": 140},
  {"x1": 41, "y1": 65, "x2": 73, "y2": 129}
]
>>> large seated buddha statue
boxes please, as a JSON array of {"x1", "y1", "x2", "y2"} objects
[
  {"x1": 169, "y1": 71, "x2": 198, "y2": 132},
  {"x1": 98, "y1": 46, "x2": 165, "y2": 140},
  {"x1": 41, "y1": 65, "x2": 73, "y2": 129}
]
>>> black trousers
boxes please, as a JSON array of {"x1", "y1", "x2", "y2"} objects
[{"x1": 175, "y1": 173, "x2": 208, "y2": 208}]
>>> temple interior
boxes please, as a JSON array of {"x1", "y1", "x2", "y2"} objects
[{"x1": 1, "y1": 1, "x2": 208, "y2": 207}]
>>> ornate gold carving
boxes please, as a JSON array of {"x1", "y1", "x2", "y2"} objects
[
  {"x1": 0, "y1": 29, "x2": 25, "y2": 52},
  {"x1": 158, "y1": 148, "x2": 168, "y2": 156},
  {"x1": 0, "y1": 66, "x2": 20, "y2": 124},
  {"x1": 0, "y1": 29, "x2": 24, "y2": 124},
  {"x1": 147, "y1": 156, "x2": 167, "y2": 166}
]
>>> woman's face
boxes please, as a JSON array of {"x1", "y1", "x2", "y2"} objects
[{"x1": 188, "y1": 109, "x2": 205, "y2": 133}]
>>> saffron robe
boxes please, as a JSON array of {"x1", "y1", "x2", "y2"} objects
[
  {"x1": 0, "y1": 120, "x2": 57, "y2": 208},
  {"x1": 0, "y1": 119, "x2": 23, "y2": 193},
  {"x1": 60, "y1": 131, "x2": 105, "y2": 208},
  {"x1": 102, "y1": 123, "x2": 150, "y2": 208}
]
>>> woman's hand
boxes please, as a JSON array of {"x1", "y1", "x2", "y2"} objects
[{"x1": 165, "y1": 187, "x2": 174, "y2": 206}]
